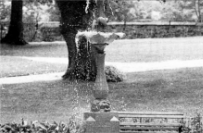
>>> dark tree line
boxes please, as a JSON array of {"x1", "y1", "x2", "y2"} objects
[{"x1": 1, "y1": 0, "x2": 27, "y2": 45}]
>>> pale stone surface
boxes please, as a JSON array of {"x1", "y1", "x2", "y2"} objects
[{"x1": 84, "y1": 112, "x2": 119, "y2": 133}]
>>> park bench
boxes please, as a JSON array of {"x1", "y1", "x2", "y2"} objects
[{"x1": 118, "y1": 112, "x2": 188, "y2": 133}]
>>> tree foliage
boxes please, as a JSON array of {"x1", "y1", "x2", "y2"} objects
[
  {"x1": 108, "y1": 0, "x2": 136, "y2": 22},
  {"x1": 1, "y1": 0, "x2": 203, "y2": 23},
  {"x1": 178, "y1": 0, "x2": 203, "y2": 22},
  {"x1": 108, "y1": 0, "x2": 203, "y2": 22},
  {"x1": 24, "y1": 0, "x2": 58, "y2": 23},
  {"x1": 0, "y1": 0, "x2": 11, "y2": 21},
  {"x1": 0, "y1": 0, "x2": 58, "y2": 23}
]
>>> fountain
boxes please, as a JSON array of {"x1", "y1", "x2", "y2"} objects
[{"x1": 76, "y1": 0, "x2": 125, "y2": 133}]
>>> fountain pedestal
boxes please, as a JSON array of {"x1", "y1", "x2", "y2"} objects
[
  {"x1": 75, "y1": 1, "x2": 125, "y2": 132},
  {"x1": 84, "y1": 112, "x2": 119, "y2": 133},
  {"x1": 90, "y1": 45, "x2": 110, "y2": 112}
]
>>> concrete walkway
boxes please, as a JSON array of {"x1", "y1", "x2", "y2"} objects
[
  {"x1": 1, "y1": 56, "x2": 203, "y2": 85},
  {"x1": 21, "y1": 56, "x2": 203, "y2": 72},
  {"x1": 21, "y1": 57, "x2": 203, "y2": 72},
  {"x1": 0, "y1": 73, "x2": 63, "y2": 85}
]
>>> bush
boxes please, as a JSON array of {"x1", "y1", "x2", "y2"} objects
[
  {"x1": 0, "y1": 116, "x2": 85, "y2": 133},
  {"x1": 23, "y1": 23, "x2": 38, "y2": 42},
  {"x1": 105, "y1": 66, "x2": 126, "y2": 82},
  {"x1": 1, "y1": 113, "x2": 203, "y2": 133},
  {"x1": 40, "y1": 26, "x2": 63, "y2": 42},
  {"x1": 1, "y1": 22, "x2": 202, "y2": 42},
  {"x1": 183, "y1": 113, "x2": 203, "y2": 133},
  {"x1": 189, "y1": 113, "x2": 203, "y2": 133},
  {"x1": 106, "y1": 24, "x2": 203, "y2": 39}
]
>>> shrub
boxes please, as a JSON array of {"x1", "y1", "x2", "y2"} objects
[
  {"x1": 23, "y1": 23, "x2": 38, "y2": 42},
  {"x1": 105, "y1": 66, "x2": 126, "y2": 82},
  {"x1": 0, "y1": 117, "x2": 85, "y2": 133},
  {"x1": 40, "y1": 26, "x2": 63, "y2": 42},
  {"x1": 1, "y1": 22, "x2": 203, "y2": 42},
  {"x1": 190, "y1": 113, "x2": 203, "y2": 133},
  {"x1": 1, "y1": 113, "x2": 203, "y2": 133},
  {"x1": 182, "y1": 113, "x2": 203, "y2": 133}
]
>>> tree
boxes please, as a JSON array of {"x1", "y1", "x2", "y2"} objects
[
  {"x1": 55, "y1": 0, "x2": 97, "y2": 80},
  {"x1": 188, "y1": 0, "x2": 203, "y2": 22},
  {"x1": 109, "y1": 0, "x2": 136, "y2": 22},
  {"x1": 178, "y1": 0, "x2": 203, "y2": 22},
  {"x1": 0, "y1": 0, "x2": 11, "y2": 21},
  {"x1": 195, "y1": 0, "x2": 203, "y2": 22},
  {"x1": 1, "y1": 0, "x2": 27, "y2": 45}
]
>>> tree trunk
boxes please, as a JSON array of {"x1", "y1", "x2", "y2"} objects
[
  {"x1": 1, "y1": 0, "x2": 27, "y2": 45},
  {"x1": 197, "y1": 0, "x2": 202, "y2": 22},
  {"x1": 56, "y1": 0, "x2": 96, "y2": 81}
]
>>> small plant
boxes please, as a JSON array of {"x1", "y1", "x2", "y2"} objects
[
  {"x1": 0, "y1": 117, "x2": 85, "y2": 133},
  {"x1": 190, "y1": 113, "x2": 203, "y2": 133},
  {"x1": 105, "y1": 66, "x2": 126, "y2": 82},
  {"x1": 183, "y1": 113, "x2": 203, "y2": 133},
  {"x1": 67, "y1": 115, "x2": 85, "y2": 133}
]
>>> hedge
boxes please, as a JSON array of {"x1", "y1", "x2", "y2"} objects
[{"x1": 0, "y1": 22, "x2": 202, "y2": 42}]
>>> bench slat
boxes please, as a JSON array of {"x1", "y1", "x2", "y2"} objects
[
  {"x1": 119, "y1": 115, "x2": 185, "y2": 119},
  {"x1": 118, "y1": 112, "x2": 184, "y2": 115},
  {"x1": 120, "y1": 126, "x2": 179, "y2": 131},
  {"x1": 120, "y1": 131, "x2": 177, "y2": 133},
  {"x1": 120, "y1": 122, "x2": 183, "y2": 127},
  {"x1": 120, "y1": 131, "x2": 155, "y2": 133},
  {"x1": 118, "y1": 112, "x2": 185, "y2": 133}
]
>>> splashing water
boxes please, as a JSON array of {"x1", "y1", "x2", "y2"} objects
[
  {"x1": 73, "y1": 82, "x2": 80, "y2": 111},
  {"x1": 85, "y1": 0, "x2": 90, "y2": 13}
]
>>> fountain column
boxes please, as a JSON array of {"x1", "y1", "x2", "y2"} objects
[{"x1": 90, "y1": 43, "x2": 111, "y2": 112}]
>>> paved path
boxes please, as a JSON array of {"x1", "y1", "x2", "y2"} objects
[
  {"x1": 22, "y1": 57, "x2": 203, "y2": 72},
  {"x1": 1, "y1": 56, "x2": 203, "y2": 85},
  {"x1": 0, "y1": 73, "x2": 63, "y2": 85}
]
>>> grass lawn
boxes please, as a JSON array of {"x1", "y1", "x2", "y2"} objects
[
  {"x1": 1, "y1": 37, "x2": 203, "y2": 123},
  {"x1": 1, "y1": 68, "x2": 203, "y2": 123},
  {"x1": 1, "y1": 56, "x2": 66, "y2": 78}
]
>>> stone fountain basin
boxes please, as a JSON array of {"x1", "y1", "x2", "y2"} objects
[{"x1": 75, "y1": 31, "x2": 125, "y2": 45}]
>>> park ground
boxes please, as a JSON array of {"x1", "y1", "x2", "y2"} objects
[{"x1": 0, "y1": 37, "x2": 203, "y2": 123}]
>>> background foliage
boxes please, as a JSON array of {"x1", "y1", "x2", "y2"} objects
[
  {"x1": 1, "y1": 0, "x2": 203, "y2": 23},
  {"x1": 0, "y1": 0, "x2": 203, "y2": 41}
]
